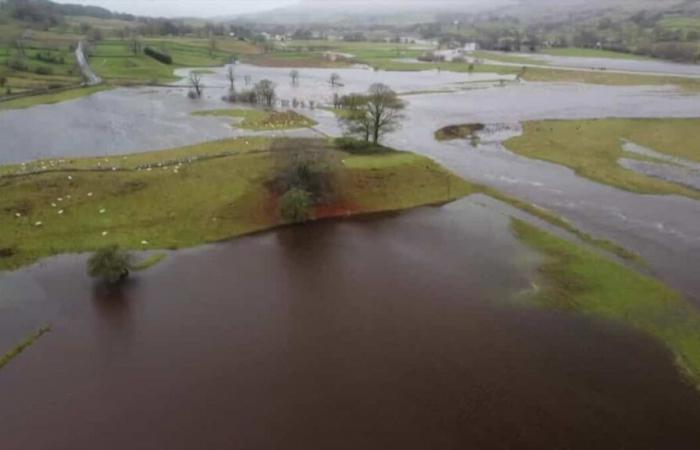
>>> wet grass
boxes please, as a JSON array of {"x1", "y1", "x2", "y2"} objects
[
  {"x1": 0, "y1": 326, "x2": 51, "y2": 370},
  {"x1": 505, "y1": 119, "x2": 700, "y2": 200},
  {"x1": 0, "y1": 137, "x2": 472, "y2": 271},
  {"x1": 538, "y1": 48, "x2": 654, "y2": 61},
  {"x1": 192, "y1": 109, "x2": 317, "y2": 130},
  {"x1": 0, "y1": 85, "x2": 111, "y2": 111},
  {"x1": 512, "y1": 218, "x2": 700, "y2": 390}
]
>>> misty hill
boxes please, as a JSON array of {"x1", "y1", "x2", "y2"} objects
[{"x1": 236, "y1": 0, "x2": 690, "y2": 25}]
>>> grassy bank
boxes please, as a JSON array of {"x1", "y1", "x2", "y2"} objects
[
  {"x1": 192, "y1": 109, "x2": 317, "y2": 130},
  {"x1": 0, "y1": 137, "x2": 473, "y2": 271},
  {"x1": 0, "y1": 84, "x2": 111, "y2": 111},
  {"x1": 505, "y1": 118, "x2": 700, "y2": 200},
  {"x1": 362, "y1": 58, "x2": 700, "y2": 92},
  {"x1": 0, "y1": 326, "x2": 51, "y2": 370},
  {"x1": 539, "y1": 48, "x2": 653, "y2": 60},
  {"x1": 512, "y1": 218, "x2": 700, "y2": 389}
]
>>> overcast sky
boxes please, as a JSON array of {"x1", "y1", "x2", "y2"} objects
[{"x1": 52, "y1": 0, "x2": 510, "y2": 18}]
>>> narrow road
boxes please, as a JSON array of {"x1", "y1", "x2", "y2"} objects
[{"x1": 75, "y1": 40, "x2": 102, "y2": 86}]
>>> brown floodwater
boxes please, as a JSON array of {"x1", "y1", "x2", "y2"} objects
[{"x1": 1, "y1": 199, "x2": 700, "y2": 450}]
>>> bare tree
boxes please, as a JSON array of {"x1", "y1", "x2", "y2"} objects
[
  {"x1": 290, "y1": 69, "x2": 300, "y2": 85},
  {"x1": 208, "y1": 37, "x2": 217, "y2": 56},
  {"x1": 128, "y1": 37, "x2": 142, "y2": 55},
  {"x1": 226, "y1": 65, "x2": 236, "y2": 91},
  {"x1": 255, "y1": 79, "x2": 276, "y2": 108},
  {"x1": 244, "y1": 74, "x2": 252, "y2": 86},
  {"x1": 329, "y1": 73, "x2": 341, "y2": 87},
  {"x1": 188, "y1": 72, "x2": 204, "y2": 98},
  {"x1": 338, "y1": 84, "x2": 406, "y2": 145}
]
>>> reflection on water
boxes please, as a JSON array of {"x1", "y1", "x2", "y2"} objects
[{"x1": 1, "y1": 199, "x2": 700, "y2": 450}]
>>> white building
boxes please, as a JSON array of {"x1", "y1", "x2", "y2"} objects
[{"x1": 463, "y1": 42, "x2": 478, "y2": 53}]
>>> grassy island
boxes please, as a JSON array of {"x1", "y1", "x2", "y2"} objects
[
  {"x1": 0, "y1": 137, "x2": 473, "y2": 271},
  {"x1": 505, "y1": 118, "x2": 700, "y2": 200},
  {"x1": 192, "y1": 109, "x2": 317, "y2": 130}
]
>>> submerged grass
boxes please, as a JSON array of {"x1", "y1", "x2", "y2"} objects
[
  {"x1": 435, "y1": 123, "x2": 485, "y2": 141},
  {"x1": 0, "y1": 137, "x2": 472, "y2": 271},
  {"x1": 192, "y1": 109, "x2": 317, "y2": 130},
  {"x1": 132, "y1": 253, "x2": 167, "y2": 271},
  {"x1": 505, "y1": 118, "x2": 700, "y2": 200},
  {"x1": 362, "y1": 58, "x2": 700, "y2": 92},
  {"x1": 0, "y1": 326, "x2": 51, "y2": 370},
  {"x1": 480, "y1": 186, "x2": 640, "y2": 262},
  {"x1": 512, "y1": 218, "x2": 700, "y2": 389}
]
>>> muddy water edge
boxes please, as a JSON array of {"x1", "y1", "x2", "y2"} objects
[{"x1": 2, "y1": 199, "x2": 700, "y2": 449}]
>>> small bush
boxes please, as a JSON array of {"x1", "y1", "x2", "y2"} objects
[
  {"x1": 34, "y1": 66, "x2": 53, "y2": 75},
  {"x1": 7, "y1": 58, "x2": 28, "y2": 71},
  {"x1": 144, "y1": 46, "x2": 173, "y2": 64},
  {"x1": 334, "y1": 137, "x2": 385, "y2": 154},
  {"x1": 280, "y1": 188, "x2": 312, "y2": 223},
  {"x1": 87, "y1": 245, "x2": 132, "y2": 284}
]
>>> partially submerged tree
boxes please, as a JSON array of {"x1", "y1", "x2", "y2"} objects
[
  {"x1": 87, "y1": 245, "x2": 132, "y2": 284},
  {"x1": 188, "y1": 71, "x2": 203, "y2": 98},
  {"x1": 226, "y1": 65, "x2": 236, "y2": 92},
  {"x1": 290, "y1": 69, "x2": 300, "y2": 85},
  {"x1": 338, "y1": 84, "x2": 406, "y2": 145},
  {"x1": 329, "y1": 72, "x2": 341, "y2": 87},
  {"x1": 255, "y1": 79, "x2": 276, "y2": 108}
]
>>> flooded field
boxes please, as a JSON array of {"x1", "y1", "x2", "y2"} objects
[
  {"x1": 3, "y1": 199, "x2": 700, "y2": 450},
  {"x1": 3, "y1": 59, "x2": 700, "y2": 449},
  {"x1": 500, "y1": 52, "x2": 700, "y2": 77}
]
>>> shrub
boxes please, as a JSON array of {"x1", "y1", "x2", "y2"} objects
[
  {"x1": 144, "y1": 46, "x2": 173, "y2": 64},
  {"x1": 230, "y1": 89, "x2": 257, "y2": 103},
  {"x1": 34, "y1": 66, "x2": 53, "y2": 75},
  {"x1": 280, "y1": 188, "x2": 312, "y2": 223},
  {"x1": 87, "y1": 245, "x2": 132, "y2": 284},
  {"x1": 7, "y1": 57, "x2": 28, "y2": 71},
  {"x1": 334, "y1": 137, "x2": 385, "y2": 154}
]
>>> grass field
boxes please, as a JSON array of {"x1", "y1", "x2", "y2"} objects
[
  {"x1": 513, "y1": 218, "x2": 700, "y2": 389},
  {"x1": 472, "y1": 51, "x2": 546, "y2": 65},
  {"x1": 90, "y1": 38, "x2": 255, "y2": 84},
  {"x1": 0, "y1": 84, "x2": 110, "y2": 110},
  {"x1": 192, "y1": 108, "x2": 317, "y2": 130},
  {"x1": 0, "y1": 137, "x2": 473, "y2": 271},
  {"x1": 539, "y1": 48, "x2": 653, "y2": 61},
  {"x1": 505, "y1": 118, "x2": 700, "y2": 200}
]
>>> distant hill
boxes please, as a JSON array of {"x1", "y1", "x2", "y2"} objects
[{"x1": 234, "y1": 0, "x2": 689, "y2": 25}]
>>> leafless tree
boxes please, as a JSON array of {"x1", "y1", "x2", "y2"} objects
[
  {"x1": 188, "y1": 72, "x2": 204, "y2": 98},
  {"x1": 226, "y1": 65, "x2": 236, "y2": 91},
  {"x1": 329, "y1": 73, "x2": 341, "y2": 87},
  {"x1": 255, "y1": 79, "x2": 276, "y2": 108},
  {"x1": 128, "y1": 37, "x2": 142, "y2": 55},
  {"x1": 290, "y1": 69, "x2": 300, "y2": 85},
  {"x1": 338, "y1": 84, "x2": 406, "y2": 145}
]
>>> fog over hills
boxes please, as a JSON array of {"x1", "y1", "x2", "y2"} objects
[{"x1": 236, "y1": 0, "x2": 688, "y2": 24}]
